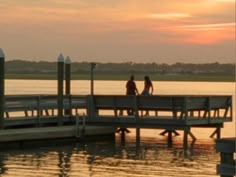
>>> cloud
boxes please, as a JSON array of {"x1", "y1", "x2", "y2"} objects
[
  {"x1": 159, "y1": 22, "x2": 235, "y2": 44},
  {"x1": 178, "y1": 22, "x2": 235, "y2": 31},
  {"x1": 216, "y1": 0, "x2": 235, "y2": 2},
  {"x1": 146, "y1": 13, "x2": 192, "y2": 19}
]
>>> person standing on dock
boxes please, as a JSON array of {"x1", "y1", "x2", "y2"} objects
[
  {"x1": 141, "y1": 76, "x2": 153, "y2": 96},
  {"x1": 141, "y1": 75, "x2": 154, "y2": 116},
  {"x1": 125, "y1": 75, "x2": 139, "y2": 115}
]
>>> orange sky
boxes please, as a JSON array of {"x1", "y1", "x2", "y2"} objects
[{"x1": 0, "y1": 0, "x2": 235, "y2": 63}]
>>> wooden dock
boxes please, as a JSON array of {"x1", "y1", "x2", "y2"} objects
[
  {"x1": 0, "y1": 125, "x2": 116, "y2": 142},
  {"x1": 1, "y1": 94, "x2": 233, "y2": 149},
  {"x1": 215, "y1": 138, "x2": 236, "y2": 177}
]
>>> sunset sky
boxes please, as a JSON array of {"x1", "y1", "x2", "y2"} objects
[{"x1": 0, "y1": 0, "x2": 235, "y2": 63}]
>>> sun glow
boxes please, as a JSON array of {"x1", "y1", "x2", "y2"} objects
[
  {"x1": 162, "y1": 22, "x2": 235, "y2": 44},
  {"x1": 0, "y1": 0, "x2": 235, "y2": 63}
]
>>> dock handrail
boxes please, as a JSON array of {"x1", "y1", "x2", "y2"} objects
[
  {"x1": 4, "y1": 94, "x2": 88, "y2": 119},
  {"x1": 92, "y1": 95, "x2": 232, "y2": 121},
  {"x1": 3, "y1": 94, "x2": 232, "y2": 123}
]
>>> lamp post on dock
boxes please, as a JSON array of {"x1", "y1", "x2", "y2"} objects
[
  {"x1": 57, "y1": 54, "x2": 64, "y2": 126},
  {"x1": 0, "y1": 48, "x2": 5, "y2": 129},
  {"x1": 89, "y1": 62, "x2": 96, "y2": 119},
  {"x1": 90, "y1": 62, "x2": 96, "y2": 96}
]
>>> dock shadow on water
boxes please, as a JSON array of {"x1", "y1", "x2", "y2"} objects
[{"x1": 0, "y1": 130, "x2": 220, "y2": 177}]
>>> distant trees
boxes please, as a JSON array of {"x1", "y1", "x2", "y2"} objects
[{"x1": 5, "y1": 60, "x2": 235, "y2": 76}]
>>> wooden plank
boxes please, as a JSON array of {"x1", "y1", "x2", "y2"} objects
[{"x1": 0, "y1": 125, "x2": 116, "y2": 142}]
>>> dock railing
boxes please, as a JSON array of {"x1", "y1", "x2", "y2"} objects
[
  {"x1": 4, "y1": 94, "x2": 88, "y2": 124},
  {"x1": 3, "y1": 94, "x2": 232, "y2": 127},
  {"x1": 91, "y1": 95, "x2": 232, "y2": 121}
]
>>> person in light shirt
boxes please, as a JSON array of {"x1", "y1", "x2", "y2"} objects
[{"x1": 141, "y1": 75, "x2": 154, "y2": 116}]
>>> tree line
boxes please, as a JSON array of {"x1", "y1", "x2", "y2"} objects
[{"x1": 5, "y1": 60, "x2": 235, "y2": 76}]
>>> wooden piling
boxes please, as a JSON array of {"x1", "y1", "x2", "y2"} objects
[
  {"x1": 65, "y1": 56, "x2": 72, "y2": 116},
  {"x1": 167, "y1": 131, "x2": 173, "y2": 147},
  {"x1": 216, "y1": 138, "x2": 236, "y2": 177},
  {"x1": 136, "y1": 127, "x2": 140, "y2": 145},
  {"x1": 183, "y1": 128, "x2": 189, "y2": 151},
  {"x1": 89, "y1": 63, "x2": 96, "y2": 119},
  {"x1": 65, "y1": 56, "x2": 71, "y2": 96},
  {"x1": 0, "y1": 49, "x2": 5, "y2": 129},
  {"x1": 57, "y1": 54, "x2": 64, "y2": 126}
]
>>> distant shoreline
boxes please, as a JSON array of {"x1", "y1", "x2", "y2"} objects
[
  {"x1": 5, "y1": 60, "x2": 234, "y2": 82},
  {"x1": 5, "y1": 73, "x2": 235, "y2": 82}
]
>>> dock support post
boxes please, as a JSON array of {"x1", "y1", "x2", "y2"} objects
[
  {"x1": 183, "y1": 128, "x2": 189, "y2": 151},
  {"x1": 120, "y1": 130, "x2": 126, "y2": 146},
  {"x1": 65, "y1": 56, "x2": 72, "y2": 116},
  {"x1": 136, "y1": 127, "x2": 140, "y2": 146},
  {"x1": 75, "y1": 114, "x2": 80, "y2": 138},
  {"x1": 216, "y1": 126, "x2": 221, "y2": 139},
  {"x1": 167, "y1": 131, "x2": 173, "y2": 147},
  {"x1": 57, "y1": 54, "x2": 64, "y2": 126},
  {"x1": 0, "y1": 48, "x2": 5, "y2": 129}
]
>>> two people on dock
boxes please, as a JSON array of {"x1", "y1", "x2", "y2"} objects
[
  {"x1": 125, "y1": 75, "x2": 154, "y2": 116},
  {"x1": 126, "y1": 75, "x2": 153, "y2": 96}
]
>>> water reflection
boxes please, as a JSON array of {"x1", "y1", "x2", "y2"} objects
[{"x1": 0, "y1": 134, "x2": 220, "y2": 177}]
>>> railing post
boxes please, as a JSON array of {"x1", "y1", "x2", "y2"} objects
[
  {"x1": 0, "y1": 48, "x2": 5, "y2": 129},
  {"x1": 183, "y1": 97, "x2": 188, "y2": 122},
  {"x1": 207, "y1": 97, "x2": 211, "y2": 123},
  {"x1": 57, "y1": 54, "x2": 64, "y2": 126},
  {"x1": 88, "y1": 95, "x2": 94, "y2": 120},
  {"x1": 134, "y1": 95, "x2": 139, "y2": 120}
]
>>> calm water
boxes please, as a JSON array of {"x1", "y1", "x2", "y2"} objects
[{"x1": 1, "y1": 80, "x2": 235, "y2": 177}]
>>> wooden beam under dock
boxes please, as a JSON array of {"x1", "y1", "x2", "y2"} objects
[{"x1": 0, "y1": 125, "x2": 116, "y2": 143}]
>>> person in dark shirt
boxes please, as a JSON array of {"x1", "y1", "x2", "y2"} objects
[
  {"x1": 126, "y1": 75, "x2": 139, "y2": 115},
  {"x1": 117, "y1": 75, "x2": 139, "y2": 133},
  {"x1": 126, "y1": 75, "x2": 139, "y2": 96}
]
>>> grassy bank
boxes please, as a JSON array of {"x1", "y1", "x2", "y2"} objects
[{"x1": 5, "y1": 73, "x2": 235, "y2": 82}]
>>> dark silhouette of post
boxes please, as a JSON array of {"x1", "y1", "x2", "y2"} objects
[
  {"x1": 57, "y1": 54, "x2": 64, "y2": 126},
  {"x1": 65, "y1": 56, "x2": 71, "y2": 116},
  {"x1": 89, "y1": 63, "x2": 96, "y2": 119},
  {"x1": 0, "y1": 49, "x2": 5, "y2": 129},
  {"x1": 90, "y1": 63, "x2": 96, "y2": 96},
  {"x1": 65, "y1": 56, "x2": 71, "y2": 96}
]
